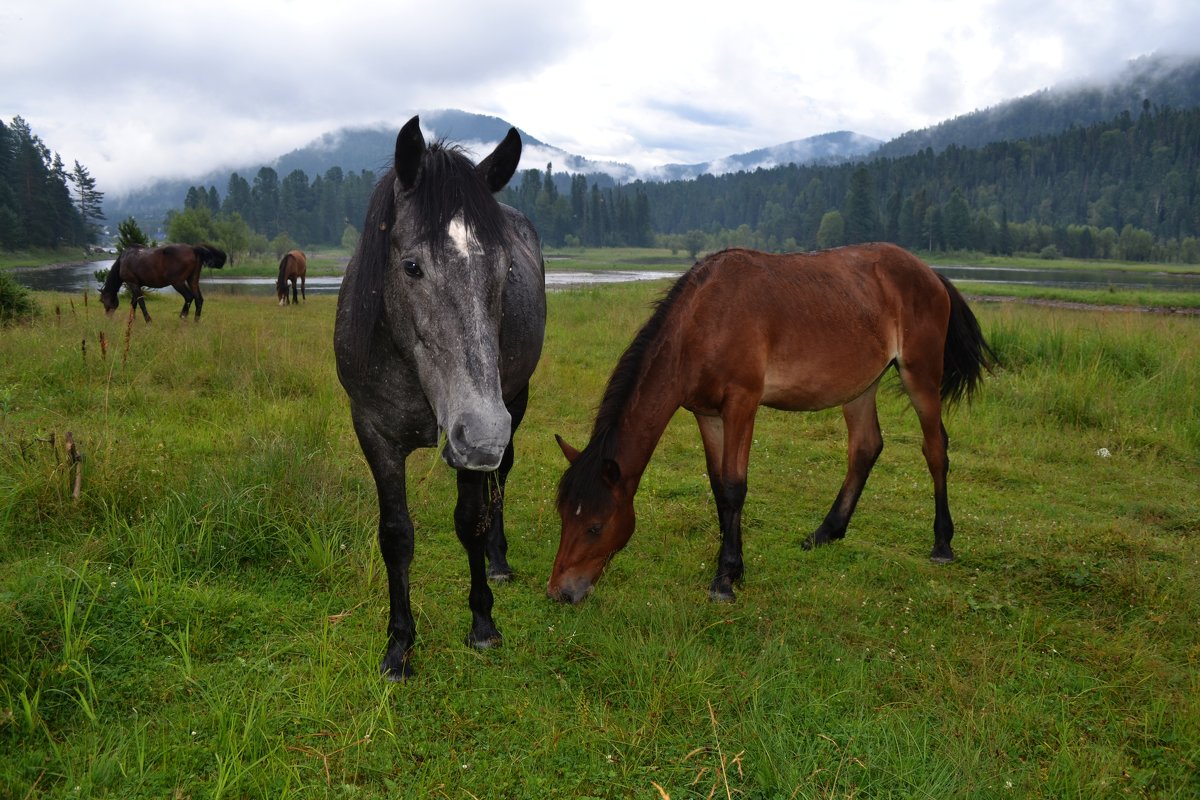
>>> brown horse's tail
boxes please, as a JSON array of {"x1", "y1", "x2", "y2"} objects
[
  {"x1": 937, "y1": 273, "x2": 996, "y2": 405},
  {"x1": 195, "y1": 244, "x2": 227, "y2": 269}
]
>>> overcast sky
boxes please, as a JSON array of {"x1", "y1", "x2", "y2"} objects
[{"x1": 4, "y1": 0, "x2": 1199, "y2": 197}]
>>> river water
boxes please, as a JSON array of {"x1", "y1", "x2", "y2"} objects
[
  {"x1": 6, "y1": 260, "x2": 683, "y2": 295},
  {"x1": 6, "y1": 259, "x2": 1199, "y2": 296}
]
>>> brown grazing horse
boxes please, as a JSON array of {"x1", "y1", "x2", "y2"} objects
[
  {"x1": 99, "y1": 244, "x2": 227, "y2": 322},
  {"x1": 276, "y1": 249, "x2": 307, "y2": 305},
  {"x1": 549, "y1": 243, "x2": 995, "y2": 605}
]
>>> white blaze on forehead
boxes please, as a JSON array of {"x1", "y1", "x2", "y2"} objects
[{"x1": 447, "y1": 215, "x2": 477, "y2": 258}]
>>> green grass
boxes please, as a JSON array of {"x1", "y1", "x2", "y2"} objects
[
  {"x1": 1, "y1": 283, "x2": 1198, "y2": 797},
  {"x1": 544, "y1": 246, "x2": 696, "y2": 271},
  {"x1": 924, "y1": 250, "x2": 1200, "y2": 275},
  {"x1": 0, "y1": 247, "x2": 99, "y2": 270},
  {"x1": 959, "y1": 281, "x2": 1200, "y2": 311},
  {"x1": 218, "y1": 248, "x2": 350, "y2": 279}
]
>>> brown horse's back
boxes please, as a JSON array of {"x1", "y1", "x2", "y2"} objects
[{"x1": 673, "y1": 244, "x2": 950, "y2": 414}]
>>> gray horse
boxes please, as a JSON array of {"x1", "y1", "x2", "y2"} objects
[{"x1": 334, "y1": 116, "x2": 546, "y2": 679}]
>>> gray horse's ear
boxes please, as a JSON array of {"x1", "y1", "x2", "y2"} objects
[
  {"x1": 395, "y1": 116, "x2": 425, "y2": 190},
  {"x1": 477, "y1": 127, "x2": 522, "y2": 192}
]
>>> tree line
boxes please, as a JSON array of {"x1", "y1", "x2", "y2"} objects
[
  {"x1": 161, "y1": 103, "x2": 1200, "y2": 264},
  {"x1": 164, "y1": 165, "x2": 378, "y2": 257},
  {"x1": 628, "y1": 103, "x2": 1200, "y2": 263},
  {"x1": 0, "y1": 116, "x2": 104, "y2": 251}
]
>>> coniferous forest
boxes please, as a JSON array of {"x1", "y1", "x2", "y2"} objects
[
  {"x1": 0, "y1": 117, "x2": 100, "y2": 250},
  {"x1": 170, "y1": 104, "x2": 1200, "y2": 264},
  {"x1": 9, "y1": 102, "x2": 1200, "y2": 264},
  {"x1": 628, "y1": 103, "x2": 1200, "y2": 262}
]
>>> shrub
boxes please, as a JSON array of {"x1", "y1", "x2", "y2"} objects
[{"x1": 0, "y1": 271, "x2": 38, "y2": 325}]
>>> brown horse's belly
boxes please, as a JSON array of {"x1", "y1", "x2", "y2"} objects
[{"x1": 760, "y1": 347, "x2": 892, "y2": 411}]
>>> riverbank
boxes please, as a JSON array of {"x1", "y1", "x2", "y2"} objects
[
  {"x1": 8, "y1": 246, "x2": 1200, "y2": 313},
  {"x1": 0, "y1": 246, "x2": 104, "y2": 270}
]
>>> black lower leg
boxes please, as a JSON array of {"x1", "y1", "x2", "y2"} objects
[
  {"x1": 708, "y1": 479, "x2": 746, "y2": 601},
  {"x1": 930, "y1": 423, "x2": 954, "y2": 563},
  {"x1": 804, "y1": 439, "x2": 882, "y2": 550},
  {"x1": 455, "y1": 471, "x2": 501, "y2": 648},
  {"x1": 485, "y1": 385, "x2": 527, "y2": 581},
  {"x1": 378, "y1": 510, "x2": 416, "y2": 680}
]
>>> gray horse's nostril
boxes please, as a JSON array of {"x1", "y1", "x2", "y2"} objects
[{"x1": 442, "y1": 412, "x2": 508, "y2": 471}]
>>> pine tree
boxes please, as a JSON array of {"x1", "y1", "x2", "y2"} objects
[
  {"x1": 843, "y1": 168, "x2": 877, "y2": 243},
  {"x1": 69, "y1": 160, "x2": 105, "y2": 243},
  {"x1": 117, "y1": 217, "x2": 151, "y2": 251}
]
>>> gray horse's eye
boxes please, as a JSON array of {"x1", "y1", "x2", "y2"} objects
[{"x1": 402, "y1": 259, "x2": 422, "y2": 278}]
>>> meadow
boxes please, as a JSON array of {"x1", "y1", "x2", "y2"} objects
[{"x1": 0, "y1": 279, "x2": 1197, "y2": 798}]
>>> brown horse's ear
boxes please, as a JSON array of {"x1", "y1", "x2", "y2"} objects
[
  {"x1": 601, "y1": 459, "x2": 621, "y2": 487},
  {"x1": 477, "y1": 127, "x2": 522, "y2": 192},
  {"x1": 554, "y1": 434, "x2": 581, "y2": 464},
  {"x1": 395, "y1": 115, "x2": 425, "y2": 190}
]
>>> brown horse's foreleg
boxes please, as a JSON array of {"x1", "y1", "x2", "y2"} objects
[
  {"x1": 131, "y1": 286, "x2": 152, "y2": 323},
  {"x1": 804, "y1": 384, "x2": 884, "y2": 551},
  {"x1": 696, "y1": 399, "x2": 756, "y2": 602},
  {"x1": 299, "y1": 275, "x2": 306, "y2": 302}
]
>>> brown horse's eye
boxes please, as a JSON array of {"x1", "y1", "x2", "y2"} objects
[
  {"x1": 586, "y1": 523, "x2": 602, "y2": 538},
  {"x1": 402, "y1": 259, "x2": 422, "y2": 278}
]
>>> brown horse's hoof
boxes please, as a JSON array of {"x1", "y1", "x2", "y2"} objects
[
  {"x1": 930, "y1": 546, "x2": 955, "y2": 564},
  {"x1": 803, "y1": 527, "x2": 846, "y2": 551}
]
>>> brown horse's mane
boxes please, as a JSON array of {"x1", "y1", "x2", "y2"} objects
[
  {"x1": 557, "y1": 257, "x2": 717, "y2": 513},
  {"x1": 341, "y1": 142, "x2": 511, "y2": 378},
  {"x1": 276, "y1": 251, "x2": 294, "y2": 293}
]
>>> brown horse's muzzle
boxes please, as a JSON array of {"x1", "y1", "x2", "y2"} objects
[{"x1": 547, "y1": 574, "x2": 594, "y2": 605}]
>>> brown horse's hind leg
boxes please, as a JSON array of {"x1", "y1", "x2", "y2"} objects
[
  {"x1": 804, "y1": 384, "x2": 884, "y2": 551},
  {"x1": 174, "y1": 282, "x2": 195, "y2": 319},
  {"x1": 899, "y1": 365, "x2": 955, "y2": 562}
]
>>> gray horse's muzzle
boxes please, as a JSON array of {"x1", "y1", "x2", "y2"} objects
[{"x1": 441, "y1": 410, "x2": 510, "y2": 471}]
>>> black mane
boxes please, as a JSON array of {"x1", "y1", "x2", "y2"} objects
[
  {"x1": 341, "y1": 141, "x2": 510, "y2": 378},
  {"x1": 556, "y1": 259, "x2": 714, "y2": 513}
]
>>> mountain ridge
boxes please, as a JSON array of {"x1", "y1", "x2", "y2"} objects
[{"x1": 103, "y1": 52, "x2": 1200, "y2": 228}]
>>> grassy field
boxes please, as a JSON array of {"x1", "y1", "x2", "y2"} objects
[
  {"x1": 1, "y1": 281, "x2": 1198, "y2": 798},
  {"x1": 0, "y1": 247, "x2": 101, "y2": 270}
]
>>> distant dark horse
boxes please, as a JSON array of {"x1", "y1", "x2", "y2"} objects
[
  {"x1": 334, "y1": 115, "x2": 546, "y2": 679},
  {"x1": 99, "y1": 243, "x2": 227, "y2": 322},
  {"x1": 276, "y1": 249, "x2": 307, "y2": 305},
  {"x1": 549, "y1": 244, "x2": 995, "y2": 605}
]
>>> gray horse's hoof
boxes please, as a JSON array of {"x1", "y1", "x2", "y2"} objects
[{"x1": 467, "y1": 632, "x2": 503, "y2": 650}]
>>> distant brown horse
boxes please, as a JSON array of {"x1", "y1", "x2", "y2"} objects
[
  {"x1": 99, "y1": 244, "x2": 227, "y2": 322},
  {"x1": 276, "y1": 249, "x2": 307, "y2": 305},
  {"x1": 549, "y1": 243, "x2": 996, "y2": 605}
]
